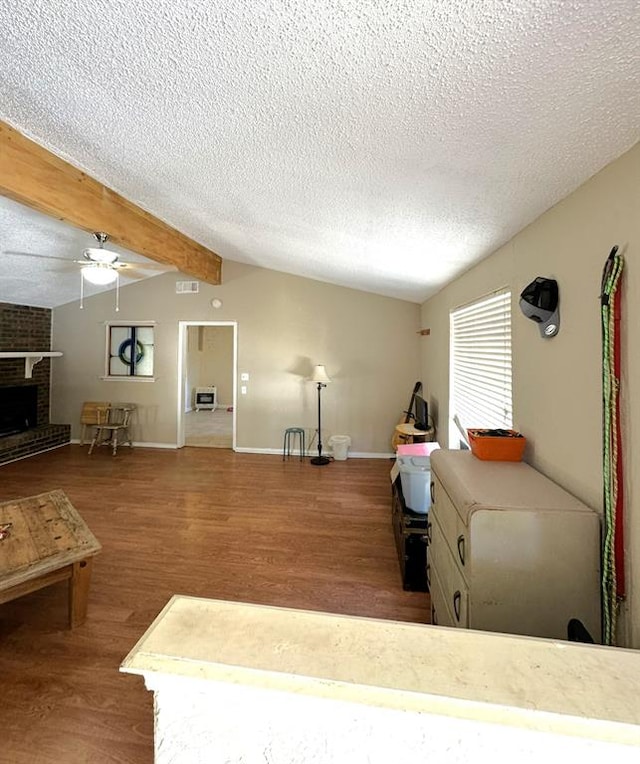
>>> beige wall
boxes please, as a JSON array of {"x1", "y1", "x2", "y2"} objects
[
  {"x1": 51, "y1": 260, "x2": 421, "y2": 454},
  {"x1": 186, "y1": 326, "x2": 234, "y2": 407},
  {"x1": 203, "y1": 326, "x2": 234, "y2": 406},
  {"x1": 420, "y1": 142, "x2": 640, "y2": 647}
]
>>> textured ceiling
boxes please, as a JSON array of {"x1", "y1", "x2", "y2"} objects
[{"x1": 1, "y1": 0, "x2": 639, "y2": 306}]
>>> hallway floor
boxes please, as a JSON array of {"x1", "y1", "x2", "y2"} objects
[{"x1": 185, "y1": 408, "x2": 233, "y2": 448}]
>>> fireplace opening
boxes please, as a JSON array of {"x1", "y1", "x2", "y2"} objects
[{"x1": 0, "y1": 385, "x2": 38, "y2": 437}]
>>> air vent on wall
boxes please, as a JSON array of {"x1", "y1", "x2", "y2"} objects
[{"x1": 176, "y1": 281, "x2": 199, "y2": 294}]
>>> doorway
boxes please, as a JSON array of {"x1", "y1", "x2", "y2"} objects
[{"x1": 177, "y1": 321, "x2": 237, "y2": 449}]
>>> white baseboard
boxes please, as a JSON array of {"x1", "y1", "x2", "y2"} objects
[
  {"x1": 234, "y1": 447, "x2": 394, "y2": 459},
  {"x1": 133, "y1": 442, "x2": 179, "y2": 449},
  {"x1": 69, "y1": 440, "x2": 392, "y2": 458},
  {"x1": 70, "y1": 439, "x2": 178, "y2": 449},
  {"x1": 349, "y1": 452, "x2": 395, "y2": 459},
  {"x1": 233, "y1": 447, "x2": 279, "y2": 455}
]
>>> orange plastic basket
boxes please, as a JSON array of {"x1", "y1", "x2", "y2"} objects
[{"x1": 467, "y1": 429, "x2": 526, "y2": 462}]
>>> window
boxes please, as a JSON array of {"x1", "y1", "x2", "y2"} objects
[
  {"x1": 449, "y1": 291, "x2": 512, "y2": 447},
  {"x1": 106, "y1": 324, "x2": 155, "y2": 378}
]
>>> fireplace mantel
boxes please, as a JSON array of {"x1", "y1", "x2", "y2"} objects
[{"x1": 0, "y1": 352, "x2": 63, "y2": 379}]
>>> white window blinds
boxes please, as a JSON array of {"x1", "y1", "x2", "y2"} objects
[{"x1": 450, "y1": 291, "x2": 512, "y2": 433}]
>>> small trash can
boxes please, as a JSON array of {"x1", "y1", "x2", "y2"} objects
[
  {"x1": 397, "y1": 455, "x2": 431, "y2": 513},
  {"x1": 329, "y1": 435, "x2": 351, "y2": 460}
]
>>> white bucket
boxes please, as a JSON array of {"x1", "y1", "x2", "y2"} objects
[
  {"x1": 329, "y1": 435, "x2": 351, "y2": 460},
  {"x1": 397, "y1": 456, "x2": 431, "y2": 513}
]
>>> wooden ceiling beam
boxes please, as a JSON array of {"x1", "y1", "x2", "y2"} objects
[{"x1": 0, "y1": 121, "x2": 222, "y2": 284}]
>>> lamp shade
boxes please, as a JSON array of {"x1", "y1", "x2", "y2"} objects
[
  {"x1": 82, "y1": 265, "x2": 118, "y2": 285},
  {"x1": 311, "y1": 364, "x2": 331, "y2": 384}
]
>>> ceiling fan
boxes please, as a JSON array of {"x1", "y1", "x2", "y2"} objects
[
  {"x1": 3, "y1": 231, "x2": 174, "y2": 311},
  {"x1": 4, "y1": 231, "x2": 171, "y2": 285},
  {"x1": 77, "y1": 232, "x2": 152, "y2": 285}
]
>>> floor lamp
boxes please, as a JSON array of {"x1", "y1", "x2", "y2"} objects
[{"x1": 310, "y1": 364, "x2": 331, "y2": 466}]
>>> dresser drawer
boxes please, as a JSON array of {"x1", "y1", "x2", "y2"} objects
[
  {"x1": 428, "y1": 562, "x2": 455, "y2": 628},
  {"x1": 431, "y1": 475, "x2": 469, "y2": 578},
  {"x1": 429, "y1": 514, "x2": 469, "y2": 627}
]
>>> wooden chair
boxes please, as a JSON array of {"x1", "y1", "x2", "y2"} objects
[
  {"x1": 80, "y1": 401, "x2": 111, "y2": 445},
  {"x1": 88, "y1": 403, "x2": 136, "y2": 456}
]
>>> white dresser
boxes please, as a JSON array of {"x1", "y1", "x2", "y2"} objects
[{"x1": 428, "y1": 450, "x2": 601, "y2": 641}]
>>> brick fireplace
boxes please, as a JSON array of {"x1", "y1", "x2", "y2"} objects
[{"x1": 0, "y1": 302, "x2": 70, "y2": 465}]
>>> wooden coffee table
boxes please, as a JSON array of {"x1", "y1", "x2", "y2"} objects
[{"x1": 0, "y1": 489, "x2": 101, "y2": 628}]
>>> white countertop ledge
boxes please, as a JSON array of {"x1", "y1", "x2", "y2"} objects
[{"x1": 120, "y1": 595, "x2": 640, "y2": 746}]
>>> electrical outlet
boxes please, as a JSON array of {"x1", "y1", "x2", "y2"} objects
[
  {"x1": 241, "y1": 372, "x2": 249, "y2": 381},
  {"x1": 241, "y1": 385, "x2": 247, "y2": 395}
]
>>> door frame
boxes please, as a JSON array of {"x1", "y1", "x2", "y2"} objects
[{"x1": 177, "y1": 320, "x2": 238, "y2": 450}]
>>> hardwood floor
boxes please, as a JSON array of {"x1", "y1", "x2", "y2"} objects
[{"x1": 0, "y1": 446, "x2": 429, "y2": 763}]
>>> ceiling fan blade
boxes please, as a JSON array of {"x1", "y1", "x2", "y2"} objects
[
  {"x1": 117, "y1": 265, "x2": 164, "y2": 280},
  {"x1": 3, "y1": 249, "x2": 175, "y2": 280},
  {"x1": 3, "y1": 250, "x2": 74, "y2": 263},
  {"x1": 117, "y1": 260, "x2": 176, "y2": 271},
  {"x1": 73, "y1": 258, "x2": 99, "y2": 265},
  {"x1": 73, "y1": 259, "x2": 164, "y2": 279}
]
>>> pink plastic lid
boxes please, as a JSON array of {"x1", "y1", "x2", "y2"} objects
[{"x1": 396, "y1": 442, "x2": 441, "y2": 456}]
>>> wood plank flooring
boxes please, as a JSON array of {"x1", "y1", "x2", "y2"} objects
[{"x1": 0, "y1": 446, "x2": 429, "y2": 763}]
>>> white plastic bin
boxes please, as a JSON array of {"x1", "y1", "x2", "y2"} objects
[
  {"x1": 329, "y1": 435, "x2": 351, "y2": 460},
  {"x1": 397, "y1": 455, "x2": 431, "y2": 513}
]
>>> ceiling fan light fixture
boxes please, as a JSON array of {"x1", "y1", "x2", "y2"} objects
[{"x1": 82, "y1": 264, "x2": 119, "y2": 285}]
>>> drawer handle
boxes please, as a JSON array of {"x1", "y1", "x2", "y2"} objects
[
  {"x1": 457, "y1": 534, "x2": 465, "y2": 566},
  {"x1": 453, "y1": 590, "x2": 462, "y2": 622},
  {"x1": 430, "y1": 481, "x2": 435, "y2": 505},
  {"x1": 426, "y1": 563, "x2": 431, "y2": 590},
  {"x1": 426, "y1": 521, "x2": 432, "y2": 545}
]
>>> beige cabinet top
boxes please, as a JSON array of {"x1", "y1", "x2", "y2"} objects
[{"x1": 430, "y1": 450, "x2": 597, "y2": 523}]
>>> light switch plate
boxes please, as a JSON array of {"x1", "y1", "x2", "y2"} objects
[
  {"x1": 241, "y1": 372, "x2": 249, "y2": 381},
  {"x1": 241, "y1": 386, "x2": 247, "y2": 395}
]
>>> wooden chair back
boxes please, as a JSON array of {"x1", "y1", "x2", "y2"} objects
[
  {"x1": 107, "y1": 403, "x2": 136, "y2": 427},
  {"x1": 80, "y1": 401, "x2": 111, "y2": 444},
  {"x1": 81, "y1": 401, "x2": 111, "y2": 425}
]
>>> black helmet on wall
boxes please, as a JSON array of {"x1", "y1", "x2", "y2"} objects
[{"x1": 519, "y1": 277, "x2": 560, "y2": 338}]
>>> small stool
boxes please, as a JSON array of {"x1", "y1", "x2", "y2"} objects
[{"x1": 283, "y1": 427, "x2": 305, "y2": 461}]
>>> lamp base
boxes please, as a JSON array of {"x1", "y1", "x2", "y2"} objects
[{"x1": 310, "y1": 455, "x2": 331, "y2": 466}]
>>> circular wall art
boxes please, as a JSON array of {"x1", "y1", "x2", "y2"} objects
[{"x1": 118, "y1": 338, "x2": 145, "y2": 366}]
